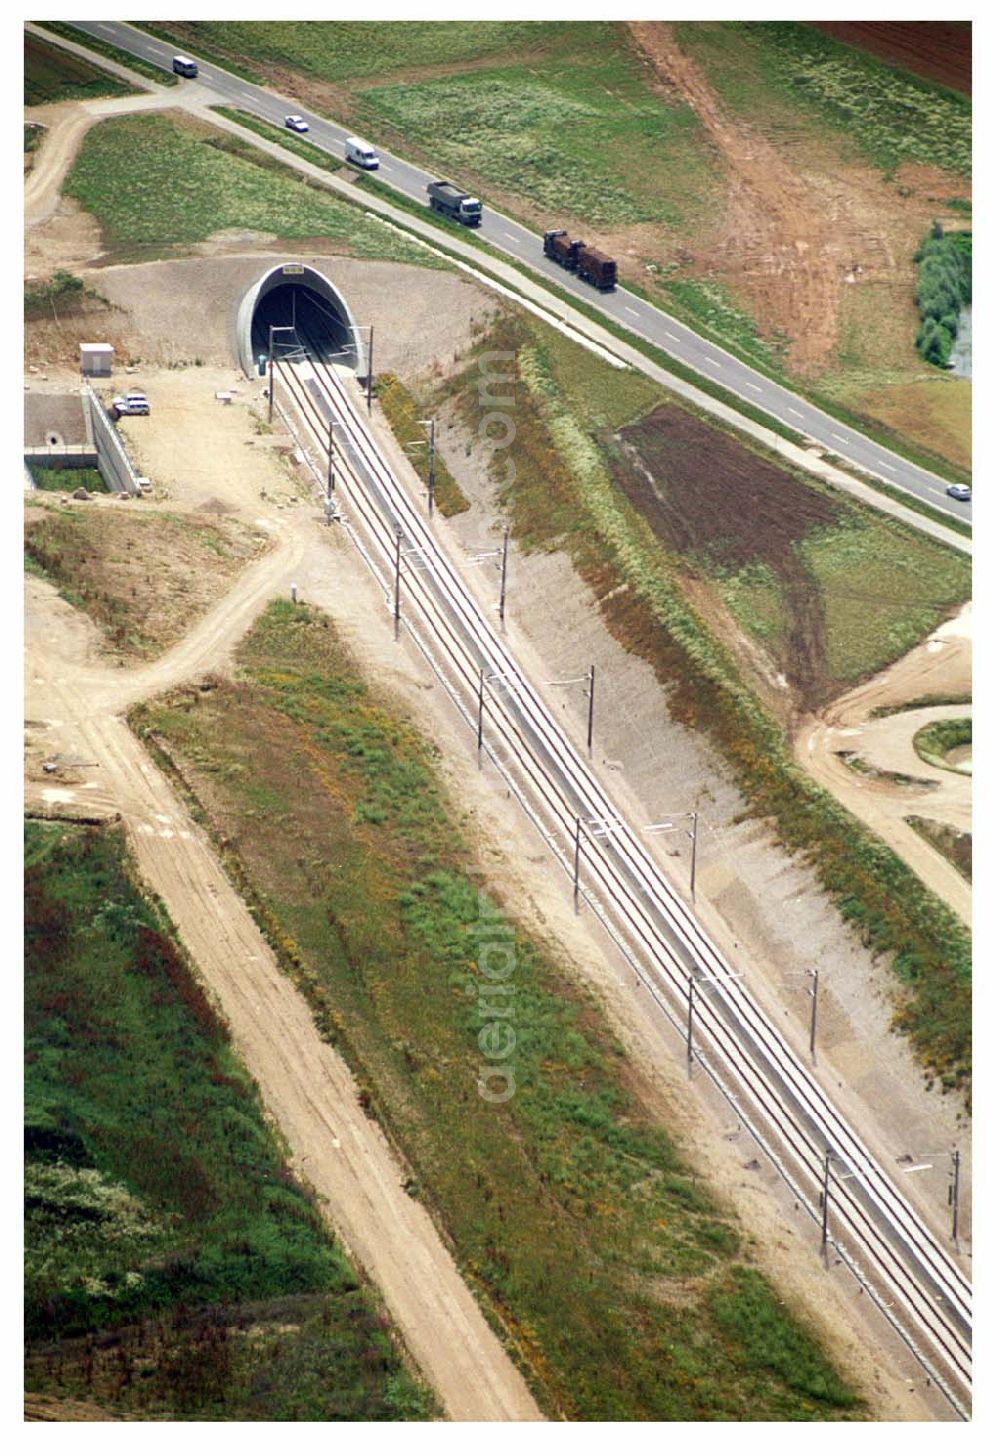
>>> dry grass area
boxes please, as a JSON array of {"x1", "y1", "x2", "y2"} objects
[
  {"x1": 843, "y1": 377, "x2": 972, "y2": 474},
  {"x1": 25, "y1": 501, "x2": 267, "y2": 662}
]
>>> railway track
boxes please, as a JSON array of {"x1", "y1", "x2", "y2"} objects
[{"x1": 271, "y1": 338, "x2": 972, "y2": 1418}]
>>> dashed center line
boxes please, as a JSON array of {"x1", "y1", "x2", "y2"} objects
[
  {"x1": 704, "y1": 356, "x2": 721, "y2": 368},
  {"x1": 876, "y1": 459, "x2": 898, "y2": 473},
  {"x1": 663, "y1": 330, "x2": 680, "y2": 342},
  {"x1": 787, "y1": 407, "x2": 804, "y2": 419},
  {"x1": 503, "y1": 232, "x2": 518, "y2": 242},
  {"x1": 832, "y1": 433, "x2": 849, "y2": 445},
  {"x1": 745, "y1": 382, "x2": 762, "y2": 393},
  {"x1": 625, "y1": 306, "x2": 640, "y2": 317}
]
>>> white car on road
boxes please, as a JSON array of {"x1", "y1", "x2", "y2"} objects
[{"x1": 284, "y1": 114, "x2": 309, "y2": 133}]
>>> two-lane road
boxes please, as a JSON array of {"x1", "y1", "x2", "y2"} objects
[{"x1": 68, "y1": 20, "x2": 971, "y2": 525}]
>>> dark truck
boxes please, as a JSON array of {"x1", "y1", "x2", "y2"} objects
[
  {"x1": 543, "y1": 229, "x2": 617, "y2": 291},
  {"x1": 427, "y1": 180, "x2": 482, "y2": 227}
]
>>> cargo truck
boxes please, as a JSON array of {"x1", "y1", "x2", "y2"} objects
[
  {"x1": 543, "y1": 229, "x2": 617, "y2": 291},
  {"x1": 427, "y1": 180, "x2": 482, "y2": 227}
]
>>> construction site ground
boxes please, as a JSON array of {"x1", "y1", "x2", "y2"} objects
[{"x1": 23, "y1": 94, "x2": 970, "y2": 1421}]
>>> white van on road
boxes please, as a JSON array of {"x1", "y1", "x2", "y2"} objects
[{"x1": 345, "y1": 136, "x2": 380, "y2": 170}]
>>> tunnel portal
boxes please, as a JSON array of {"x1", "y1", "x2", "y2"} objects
[{"x1": 235, "y1": 262, "x2": 366, "y2": 379}]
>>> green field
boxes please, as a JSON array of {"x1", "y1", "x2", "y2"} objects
[
  {"x1": 62, "y1": 113, "x2": 438, "y2": 266},
  {"x1": 28, "y1": 467, "x2": 107, "y2": 495},
  {"x1": 674, "y1": 22, "x2": 970, "y2": 178},
  {"x1": 146, "y1": 19, "x2": 573, "y2": 82},
  {"x1": 796, "y1": 519, "x2": 970, "y2": 683},
  {"x1": 130, "y1": 599, "x2": 860, "y2": 1421},
  {"x1": 357, "y1": 49, "x2": 722, "y2": 233},
  {"x1": 25, "y1": 32, "x2": 133, "y2": 105},
  {"x1": 24, "y1": 819, "x2": 432, "y2": 1419}
]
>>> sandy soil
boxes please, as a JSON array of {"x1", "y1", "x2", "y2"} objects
[
  {"x1": 23, "y1": 429, "x2": 541, "y2": 1424},
  {"x1": 626, "y1": 23, "x2": 970, "y2": 383},
  {"x1": 795, "y1": 606, "x2": 971, "y2": 924}
]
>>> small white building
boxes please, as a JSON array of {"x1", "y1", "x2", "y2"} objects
[{"x1": 80, "y1": 343, "x2": 113, "y2": 378}]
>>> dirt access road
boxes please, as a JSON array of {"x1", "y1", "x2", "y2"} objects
[
  {"x1": 796, "y1": 605, "x2": 971, "y2": 925},
  {"x1": 24, "y1": 526, "x2": 541, "y2": 1423}
]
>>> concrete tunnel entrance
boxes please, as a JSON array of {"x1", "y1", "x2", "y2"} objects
[{"x1": 235, "y1": 262, "x2": 367, "y2": 379}]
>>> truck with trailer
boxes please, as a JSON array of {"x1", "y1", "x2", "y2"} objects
[
  {"x1": 543, "y1": 229, "x2": 617, "y2": 291},
  {"x1": 427, "y1": 180, "x2": 482, "y2": 227}
]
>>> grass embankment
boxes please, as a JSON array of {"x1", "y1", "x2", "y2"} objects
[
  {"x1": 213, "y1": 105, "x2": 345, "y2": 175},
  {"x1": 24, "y1": 271, "x2": 93, "y2": 322},
  {"x1": 130, "y1": 599, "x2": 860, "y2": 1421},
  {"x1": 913, "y1": 718, "x2": 971, "y2": 774},
  {"x1": 24, "y1": 503, "x2": 265, "y2": 661},
  {"x1": 24, "y1": 819, "x2": 432, "y2": 1420},
  {"x1": 25, "y1": 32, "x2": 134, "y2": 104},
  {"x1": 444, "y1": 311, "x2": 971, "y2": 1096},
  {"x1": 906, "y1": 817, "x2": 972, "y2": 883},
  {"x1": 24, "y1": 123, "x2": 45, "y2": 172},
  {"x1": 375, "y1": 374, "x2": 469, "y2": 516},
  {"x1": 62, "y1": 113, "x2": 439, "y2": 268}
]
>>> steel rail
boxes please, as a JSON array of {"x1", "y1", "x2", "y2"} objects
[
  {"x1": 282, "y1": 342, "x2": 974, "y2": 1334},
  {"x1": 271, "y1": 349, "x2": 971, "y2": 1411}
]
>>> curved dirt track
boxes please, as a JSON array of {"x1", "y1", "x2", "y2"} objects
[
  {"x1": 795, "y1": 606, "x2": 971, "y2": 924},
  {"x1": 24, "y1": 529, "x2": 542, "y2": 1423}
]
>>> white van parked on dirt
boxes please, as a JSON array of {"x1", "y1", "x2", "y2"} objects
[{"x1": 345, "y1": 136, "x2": 379, "y2": 169}]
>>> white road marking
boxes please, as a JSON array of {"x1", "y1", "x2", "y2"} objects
[
  {"x1": 877, "y1": 459, "x2": 898, "y2": 473},
  {"x1": 663, "y1": 330, "x2": 680, "y2": 342},
  {"x1": 745, "y1": 382, "x2": 762, "y2": 393},
  {"x1": 832, "y1": 433, "x2": 850, "y2": 444},
  {"x1": 504, "y1": 232, "x2": 518, "y2": 242},
  {"x1": 787, "y1": 407, "x2": 804, "y2": 419},
  {"x1": 704, "y1": 356, "x2": 722, "y2": 368},
  {"x1": 625, "y1": 306, "x2": 640, "y2": 317}
]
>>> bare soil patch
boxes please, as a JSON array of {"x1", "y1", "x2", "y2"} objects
[
  {"x1": 25, "y1": 502, "x2": 267, "y2": 663},
  {"x1": 627, "y1": 23, "x2": 971, "y2": 392},
  {"x1": 613, "y1": 403, "x2": 836, "y2": 707}
]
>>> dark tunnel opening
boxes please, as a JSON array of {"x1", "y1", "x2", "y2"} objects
[{"x1": 250, "y1": 283, "x2": 353, "y2": 369}]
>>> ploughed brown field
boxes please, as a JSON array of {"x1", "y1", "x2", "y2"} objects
[
  {"x1": 808, "y1": 21, "x2": 971, "y2": 96},
  {"x1": 612, "y1": 403, "x2": 838, "y2": 708}
]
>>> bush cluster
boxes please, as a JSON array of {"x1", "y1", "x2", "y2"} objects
[
  {"x1": 24, "y1": 271, "x2": 85, "y2": 320},
  {"x1": 914, "y1": 224, "x2": 971, "y2": 368}
]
